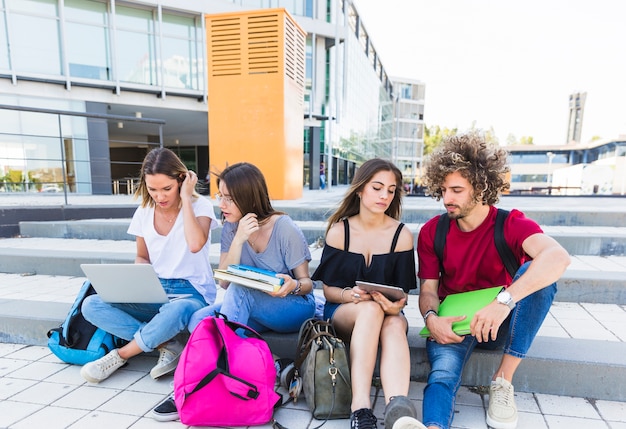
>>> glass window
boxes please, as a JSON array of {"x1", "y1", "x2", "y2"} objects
[
  {"x1": 160, "y1": 13, "x2": 198, "y2": 90},
  {"x1": 116, "y1": 30, "x2": 156, "y2": 85},
  {"x1": 64, "y1": 0, "x2": 110, "y2": 80},
  {"x1": 7, "y1": 0, "x2": 57, "y2": 15},
  {"x1": 115, "y1": 5, "x2": 153, "y2": 32},
  {"x1": 9, "y1": 13, "x2": 61, "y2": 75},
  {"x1": 64, "y1": 0, "x2": 108, "y2": 25},
  {"x1": 0, "y1": 8, "x2": 9, "y2": 70},
  {"x1": 161, "y1": 13, "x2": 194, "y2": 37},
  {"x1": 115, "y1": 6, "x2": 156, "y2": 86},
  {"x1": 66, "y1": 22, "x2": 110, "y2": 80}
]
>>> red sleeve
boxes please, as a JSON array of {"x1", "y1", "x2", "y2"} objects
[{"x1": 504, "y1": 209, "x2": 543, "y2": 264}]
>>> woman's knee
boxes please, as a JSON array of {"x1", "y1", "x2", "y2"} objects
[{"x1": 81, "y1": 294, "x2": 105, "y2": 319}]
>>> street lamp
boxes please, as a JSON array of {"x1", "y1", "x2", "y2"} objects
[{"x1": 546, "y1": 152, "x2": 555, "y2": 195}]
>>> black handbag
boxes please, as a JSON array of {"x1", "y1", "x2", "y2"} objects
[{"x1": 292, "y1": 318, "x2": 352, "y2": 422}]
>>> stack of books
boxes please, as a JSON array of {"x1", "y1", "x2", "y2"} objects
[{"x1": 213, "y1": 264, "x2": 284, "y2": 293}]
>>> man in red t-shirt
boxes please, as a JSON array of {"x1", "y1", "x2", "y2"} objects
[{"x1": 416, "y1": 133, "x2": 570, "y2": 429}]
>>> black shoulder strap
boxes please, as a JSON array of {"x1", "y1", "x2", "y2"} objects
[
  {"x1": 433, "y1": 209, "x2": 520, "y2": 278},
  {"x1": 390, "y1": 223, "x2": 404, "y2": 253},
  {"x1": 494, "y1": 209, "x2": 520, "y2": 278},
  {"x1": 342, "y1": 218, "x2": 350, "y2": 251},
  {"x1": 433, "y1": 214, "x2": 449, "y2": 273}
]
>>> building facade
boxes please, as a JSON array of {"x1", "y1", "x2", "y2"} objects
[
  {"x1": 388, "y1": 77, "x2": 425, "y2": 190},
  {"x1": 507, "y1": 138, "x2": 626, "y2": 195},
  {"x1": 0, "y1": 0, "x2": 407, "y2": 197}
]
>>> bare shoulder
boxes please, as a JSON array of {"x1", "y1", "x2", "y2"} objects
[
  {"x1": 395, "y1": 221, "x2": 415, "y2": 251},
  {"x1": 325, "y1": 220, "x2": 345, "y2": 250}
]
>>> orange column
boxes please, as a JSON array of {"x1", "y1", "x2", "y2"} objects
[{"x1": 206, "y1": 8, "x2": 306, "y2": 200}]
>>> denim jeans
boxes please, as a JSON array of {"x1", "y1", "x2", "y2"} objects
[
  {"x1": 422, "y1": 262, "x2": 557, "y2": 429},
  {"x1": 189, "y1": 283, "x2": 316, "y2": 334},
  {"x1": 82, "y1": 278, "x2": 207, "y2": 353}
]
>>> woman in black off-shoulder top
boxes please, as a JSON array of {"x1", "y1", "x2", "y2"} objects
[{"x1": 312, "y1": 158, "x2": 423, "y2": 429}]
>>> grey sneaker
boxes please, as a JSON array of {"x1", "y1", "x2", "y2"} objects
[
  {"x1": 80, "y1": 349, "x2": 127, "y2": 383},
  {"x1": 384, "y1": 396, "x2": 426, "y2": 429},
  {"x1": 486, "y1": 376, "x2": 518, "y2": 429},
  {"x1": 150, "y1": 339, "x2": 183, "y2": 379}
]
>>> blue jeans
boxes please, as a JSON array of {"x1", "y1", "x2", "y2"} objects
[
  {"x1": 189, "y1": 283, "x2": 316, "y2": 334},
  {"x1": 82, "y1": 278, "x2": 207, "y2": 353},
  {"x1": 422, "y1": 262, "x2": 557, "y2": 429}
]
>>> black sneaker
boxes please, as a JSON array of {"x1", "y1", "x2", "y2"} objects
[
  {"x1": 350, "y1": 408, "x2": 378, "y2": 429},
  {"x1": 152, "y1": 395, "x2": 179, "y2": 422}
]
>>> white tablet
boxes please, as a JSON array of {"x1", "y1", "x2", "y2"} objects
[{"x1": 355, "y1": 281, "x2": 407, "y2": 302}]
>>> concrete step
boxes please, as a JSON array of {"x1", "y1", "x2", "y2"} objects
[
  {"x1": 3, "y1": 194, "x2": 626, "y2": 238},
  {"x1": 0, "y1": 236, "x2": 625, "y2": 304},
  {"x1": 18, "y1": 219, "x2": 626, "y2": 256},
  {"x1": 0, "y1": 273, "x2": 624, "y2": 402}
]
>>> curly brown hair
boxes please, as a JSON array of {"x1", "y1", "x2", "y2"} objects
[{"x1": 423, "y1": 132, "x2": 510, "y2": 205}]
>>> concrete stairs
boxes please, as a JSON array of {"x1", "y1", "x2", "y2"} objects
[{"x1": 1, "y1": 207, "x2": 626, "y2": 402}]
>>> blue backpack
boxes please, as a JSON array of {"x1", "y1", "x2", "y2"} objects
[{"x1": 47, "y1": 280, "x2": 126, "y2": 365}]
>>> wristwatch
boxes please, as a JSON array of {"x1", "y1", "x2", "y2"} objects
[{"x1": 496, "y1": 290, "x2": 515, "y2": 310}]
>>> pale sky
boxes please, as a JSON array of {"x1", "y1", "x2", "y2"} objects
[{"x1": 353, "y1": 0, "x2": 626, "y2": 146}]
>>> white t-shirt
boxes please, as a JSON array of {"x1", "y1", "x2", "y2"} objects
[{"x1": 127, "y1": 196, "x2": 219, "y2": 304}]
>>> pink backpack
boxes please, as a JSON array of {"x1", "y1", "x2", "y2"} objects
[{"x1": 174, "y1": 315, "x2": 280, "y2": 426}]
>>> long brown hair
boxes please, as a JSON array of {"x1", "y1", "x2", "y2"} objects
[
  {"x1": 216, "y1": 162, "x2": 284, "y2": 222},
  {"x1": 326, "y1": 158, "x2": 404, "y2": 234},
  {"x1": 134, "y1": 148, "x2": 198, "y2": 208}
]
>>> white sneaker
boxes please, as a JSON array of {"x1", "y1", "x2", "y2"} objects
[
  {"x1": 81, "y1": 349, "x2": 127, "y2": 383},
  {"x1": 486, "y1": 376, "x2": 518, "y2": 429},
  {"x1": 150, "y1": 339, "x2": 184, "y2": 379},
  {"x1": 393, "y1": 416, "x2": 427, "y2": 429}
]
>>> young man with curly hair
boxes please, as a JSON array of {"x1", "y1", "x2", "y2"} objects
[{"x1": 416, "y1": 133, "x2": 570, "y2": 429}]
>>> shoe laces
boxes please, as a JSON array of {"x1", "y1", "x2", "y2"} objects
[
  {"x1": 351, "y1": 408, "x2": 378, "y2": 429},
  {"x1": 491, "y1": 380, "x2": 514, "y2": 406},
  {"x1": 157, "y1": 347, "x2": 176, "y2": 364},
  {"x1": 98, "y1": 350, "x2": 124, "y2": 371}
]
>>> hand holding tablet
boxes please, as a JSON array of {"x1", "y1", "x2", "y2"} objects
[{"x1": 355, "y1": 280, "x2": 407, "y2": 302}]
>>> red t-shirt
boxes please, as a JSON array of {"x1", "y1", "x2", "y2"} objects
[{"x1": 417, "y1": 206, "x2": 542, "y2": 300}]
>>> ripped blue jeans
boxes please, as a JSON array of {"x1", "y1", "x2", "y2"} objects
[{"x1": 422, "y1": 262, "x2": 557, "y2": 429}]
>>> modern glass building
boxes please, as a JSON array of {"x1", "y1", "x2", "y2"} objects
[
  {"x1": 507, "y1": 138, "x2": 626, "y2": 195},
  {"x1": 0, "y1": 0, "x2": 405, "y2": 196}
]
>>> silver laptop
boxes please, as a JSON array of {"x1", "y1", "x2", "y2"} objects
[{"x1": 80, "y1": 263, "x2": 169, "y2": 304}]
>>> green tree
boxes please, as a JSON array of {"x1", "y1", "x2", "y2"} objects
[
  {"x1": 424, "y1": 125, "x2": 457, "y2": 154},
  {"x1": 519, "y1": 136, "x2": 534, "y2": 145}
]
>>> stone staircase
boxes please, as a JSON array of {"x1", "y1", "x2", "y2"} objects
[{"x1": 1, "y1": 201, "x2": 625, "y2": 402}]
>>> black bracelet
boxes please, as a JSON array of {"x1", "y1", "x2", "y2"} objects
[{"x1": 423, "y1": 309, "x2": 438, "y2": 322}]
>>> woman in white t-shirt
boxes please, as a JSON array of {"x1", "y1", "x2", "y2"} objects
[{"x1": 80, "y1": 148, "x2": 218, "y2": 384}]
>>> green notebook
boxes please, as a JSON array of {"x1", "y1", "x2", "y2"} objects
[{"x1": 419, "y1": 286, "x2": 504, "y2": 338}]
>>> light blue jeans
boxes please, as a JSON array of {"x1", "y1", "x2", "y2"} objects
[
  {"x1": 82, "y1": 278, "x2": 207, "y2": 353},
  {"x1": 422, "y1": 262, "x2": 557, "y2": 429},
  {"x1": 189, "y1": 283, "x2": 316, "y2": 334}
]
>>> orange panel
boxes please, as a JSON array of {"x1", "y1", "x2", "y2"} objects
[{"x1": 206, "y1": 9, "x2": 306, "y2": 200}]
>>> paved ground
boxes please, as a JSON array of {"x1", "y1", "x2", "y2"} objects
[
  {"x1": 1, "y1": 188, "x2": 626, "y2": 428},
  {"x1": 1, "y1": 338, "x2": 626, "y2": 429}
]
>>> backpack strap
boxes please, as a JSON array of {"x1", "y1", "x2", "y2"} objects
[
  {"x1": 494, "y1": 209, "x2": 520, "y2": 278},
  {"x1": 433, "y1": 214, "x2": 450, "y2": 274},
  {"x1": 433, "y1": 209, "x2": 520, "y2": 278}
]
